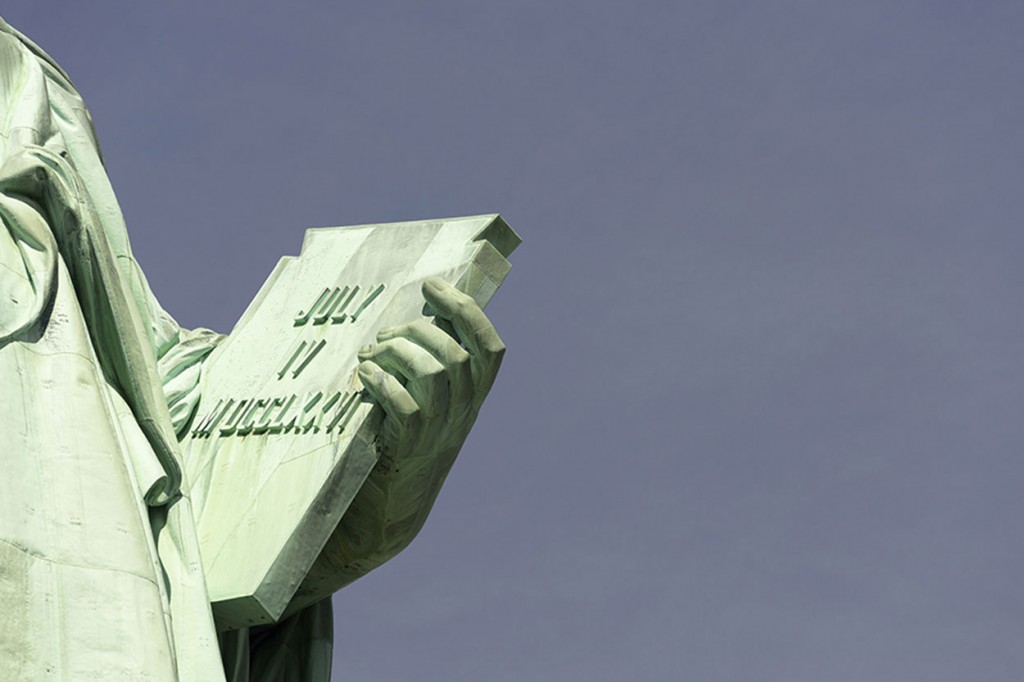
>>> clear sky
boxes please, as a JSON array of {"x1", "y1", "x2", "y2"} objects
[{"x1": 5, "y1": 3, "x2": 1024, "y2": 680}]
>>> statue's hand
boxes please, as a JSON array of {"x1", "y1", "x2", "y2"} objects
[{"x1": 356, "y1": 277, "x2": 505, "y2": 467}]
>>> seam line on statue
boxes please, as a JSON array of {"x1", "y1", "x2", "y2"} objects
[
  {"x1": 116, "y1": 254, "x2": 144, "y2": 270},
  {"x1": 201, "y1": 442, "x2": 337, "y2": 564},
  {"x1": 0, "y1": 261, "x2": 32, "y2": 281},
  {"x1": 201, "y1": 443, "x2": 336, "y2": 569},
  {"x1": 0, "y1": 125, "x2": 46, "y2": 141},
  {"x1": 14, "y1": 343, "x2": 94, "y2": 363},
  {"x1": 0, "y1": 536, "x2": 162, "y2": 586},
  {"x1": 184, "y1": 414, "x2": 312, "y2": 491}
]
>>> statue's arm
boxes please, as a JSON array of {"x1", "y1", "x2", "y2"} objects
[
  {"x1": 110, "y1": 256, "x2": 228, "y2": 438},
  {"x1": 0, "y1": 28, "x2": 222, "y2": 436},
  {"x1": 284, "y1": 278, "x2": 506, "y2": 614},
  {"x1": 153, "y1": 317, "x2": 225, "y2": 438}
]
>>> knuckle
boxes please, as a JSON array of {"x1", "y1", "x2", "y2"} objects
[
  {"x1": 372, "y1": 339, "x2": 396, "y2": 357},
  {"x1": 411, "y1": 319, "x2": 433, "y2": 334},
  {"x1": 452, "y1": 293, "x2": 477, "y2": 315},
  {"x1": 449, "y1": 347, "x2": 471, "y2": 366},
  {"x1": 484, "y1": 337, "x2": 506, "y2": 356},
  {"x1": 423, "y1": 364, "x2": 445, "y2": 380},
  {"x1": 388, "y1": 337, "x2": 414, "y2": 352},
  {"x1": 396, "y1": 402, "x2": 420, "y2": 420}
]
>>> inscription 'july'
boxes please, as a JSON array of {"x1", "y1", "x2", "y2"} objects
[{"x1": 294, "y1": 284, "x2": 386, "y2": 327}]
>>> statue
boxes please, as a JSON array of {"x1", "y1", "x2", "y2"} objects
[{"x1": 0, "y1": 18, "x2": 517, "y2": 681}]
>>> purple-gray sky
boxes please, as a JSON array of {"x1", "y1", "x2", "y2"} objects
[{"x1": 5, "y1": 2, "x2": 1024, "y2": 680}]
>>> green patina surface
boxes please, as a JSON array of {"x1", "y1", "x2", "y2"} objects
[{"x1": 0, "y1": 17, "x2": 516, "y2": 682}]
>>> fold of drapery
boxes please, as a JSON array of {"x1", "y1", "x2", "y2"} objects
[
  {"x1": 0, "y1": 186, "x2": 56, "y2": 340},
  {"x1": 0, "y1": 23, "x2": 59, "y2": 342},
  {"x1": 0, "y1": 20, "x2": 229, "y2": 680},
  {"x1": 0, "y1": 17, "x2": 338, "y2": 682},
  {"x1": 0, "y1": 20, "x2": 186, "y2": 506}
]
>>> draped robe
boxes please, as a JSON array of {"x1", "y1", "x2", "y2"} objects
[{"x1": 0, "y1": 19, "x2": 342, "y2": 681}]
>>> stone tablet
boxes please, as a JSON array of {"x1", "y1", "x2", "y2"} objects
[{"x1": 181, "y1": 215, "x2": 519, "y2": 628}]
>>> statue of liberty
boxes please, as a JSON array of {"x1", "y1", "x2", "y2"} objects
[{"x1": 0, "y1": 17, "x2": 513, "y2": 681}]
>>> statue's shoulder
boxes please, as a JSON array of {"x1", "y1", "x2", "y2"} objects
[
  {"x1": 0, "y1": 19, "x2": 77, "y2": 91},
  {"x1": 0, "y1": 22, "x2": 27, "y2": 63},
  {"x1": 0, "y1": 28, "x2": 34, "y2": 106}
]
